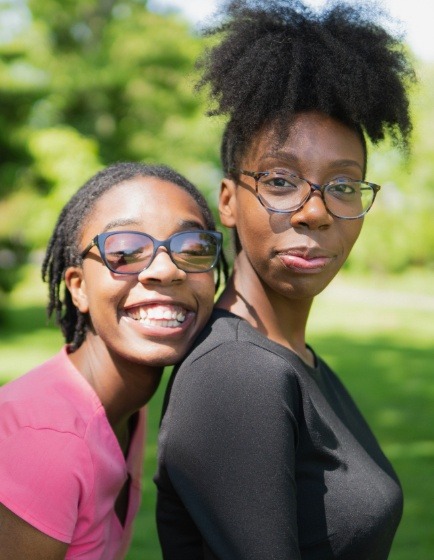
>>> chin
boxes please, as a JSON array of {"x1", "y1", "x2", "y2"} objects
[{"x1": 127, "y1": 345, "x2": 191, "y2": 368}]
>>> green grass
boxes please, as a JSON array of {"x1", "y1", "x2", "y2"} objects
[{"x1": 1, "y1": 266, "x2": 433, "y2": 560}]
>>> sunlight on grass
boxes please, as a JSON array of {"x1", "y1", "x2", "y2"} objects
[
  {"x1": 0, "y1": 264, "x2": 62, "y2": 381},
  {"x1": 1, "y1": 265, "x2": 433, "y2": 560},
  {"x1": 310, "y1": 272, "x2": 434, "y2": 343},
  {"x1": 385, "y1": 441, "x2": 434, "y2": 459}
]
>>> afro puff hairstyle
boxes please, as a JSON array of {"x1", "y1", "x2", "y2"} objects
[{"x1": 196, "y1": 0, "x2": 416, "y2": 173}]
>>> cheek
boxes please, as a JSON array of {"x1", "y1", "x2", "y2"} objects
[
  {"x1": 235, "y1": 198, "x2": 271, "y2": 247},
  {"x1": 191, "y1": 275, "x2": 216, "y2": 320},
  {"x1": 84, "y1": 275, "x2": 125, "y2": 321},
  {"x1": 341, "y1": 221, "x2": 363, "y2": 254}
]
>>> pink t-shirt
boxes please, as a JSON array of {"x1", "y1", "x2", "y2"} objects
[{"x1": 0, "y1": 347, "x2": 146, "y2": 559}]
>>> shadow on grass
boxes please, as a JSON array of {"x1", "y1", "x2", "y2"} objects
[{"x1": 311, "y1": 333, "x2": 434, "y2": 436}]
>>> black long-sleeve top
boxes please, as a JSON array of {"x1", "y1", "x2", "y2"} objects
[{"x1": 155, "y1": 309, "x2": 403, "y2": 559}]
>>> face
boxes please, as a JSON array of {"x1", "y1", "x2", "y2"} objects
[
  {"x1": 65, "y1": 177, "x2": 216, "y2": 367},
  {"x1": 220, "y1": 111, "x2": 365, "y2": 303}
]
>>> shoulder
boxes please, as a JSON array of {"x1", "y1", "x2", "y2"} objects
[
  {"x1": 164, "y1": 310, "x2": 303, "y2": 420},
  {"x1": 0, "y1": 351, "x2": 99, "y2": 541},
  {"x1": 176, "y1": 309, "x2": 304, "y2": 386},
  {"x1": 0, "y1": 348, "x2": 102, "y2": 440},
  {"x1": 182, "y1": 308, "x2": 301, "y2": 372},
  {"x1": 158, "y1": 312, "x2": 303, "y2": 474}
]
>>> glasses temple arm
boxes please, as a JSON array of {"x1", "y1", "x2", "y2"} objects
[{"x1": 80, "y1": 238, "x2": 98, "y2": 258}]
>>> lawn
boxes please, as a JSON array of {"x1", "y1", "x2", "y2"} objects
[{"x1": 1, "y1": 266, "x2": 433, "y2": 560}]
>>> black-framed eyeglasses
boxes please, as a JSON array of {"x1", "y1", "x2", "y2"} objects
[
  {"x1": 80, "y1": 230, "x2": 223, "y2": 274},
  {"x1": 229, "y1": 168, "x2": 381, "y2": 219}
]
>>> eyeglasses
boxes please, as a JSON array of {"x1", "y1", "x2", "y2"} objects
[
  {"x1": 80, "y1": 230, "x2": 223, "y2": 274},
  {"x1": 230, "y1": 168, "x2": 381, "y2": 219}
]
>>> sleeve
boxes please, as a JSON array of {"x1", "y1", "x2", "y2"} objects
[
  {"x1": 0, "y1": 426, "x2": 93, "y2": 543},
  {"x1": 157, "y1": 341, "x2": 302, "y2": 560}
]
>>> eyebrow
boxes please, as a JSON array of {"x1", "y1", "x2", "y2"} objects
[
  {"x1": 101, "y1": 218, "x2": 206, "y2": 233},
  {"x1": 261, "y1": 151, "x2": 364, "y2": 173}
]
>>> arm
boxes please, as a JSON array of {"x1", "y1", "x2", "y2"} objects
[
  {"x1": 0, "y1": 503, "x2": 68, "y2": 560},
  {"x1": 0, "y1": 425, "x2": 92, "y2": 553},
  {"x1": 157, "y1": 341, "x2": 301, "y2": 559}
]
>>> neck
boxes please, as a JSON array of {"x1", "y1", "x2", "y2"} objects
[
  {"x1": 217, "y1": 251, "x2": 314, "y2": 365},
  {"x1": 68, "y1": 335, "x2": 163, "y2": 442}
]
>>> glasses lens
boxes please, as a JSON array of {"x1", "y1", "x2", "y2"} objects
[
  {"x1": 169, "y1": 232, "x2": 220, "y2": 272},
  {"x1": 257, "y1": 172, "x2": 310, "y2": 212},
  {"x1": 325, "y1": 181, "x2": 374, "y2": 218},
  {"x1": 104, "y1": 232, "x2": 154, "y2": 273}
]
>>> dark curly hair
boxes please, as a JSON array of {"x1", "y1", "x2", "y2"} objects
[
  {"x1": 196, "y1": 0, "x2": 416, "y2": 173},
  {"x1": 42, "y1": 162, "x2": 228, "y2": 351}
]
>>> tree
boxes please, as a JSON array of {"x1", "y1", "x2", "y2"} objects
[{"x1": 0, "y1": 0, "x2": 223, "y2": 309}]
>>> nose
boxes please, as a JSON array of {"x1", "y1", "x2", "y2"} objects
[
  {"x1": 290, "y1": 189, "x2": 333, "y2": 230},
  {"x1": 137, "y1": 248, "x2": 186, "y2": 285}
]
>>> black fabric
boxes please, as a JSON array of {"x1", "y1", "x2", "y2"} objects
[{"x1": 155, "y1": 309, "x2": 403, "y2": 560}]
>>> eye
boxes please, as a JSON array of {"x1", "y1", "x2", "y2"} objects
[
  {"x1": 105, "y1": 234, "x2": 153, "y2": 263},
  {"x1": 177, "y1": 243, "x2": 204, "y2": 256},
  {"x1": 107, "y1": 248, "x2": 144, "y2": 264},
  {"x1": 327, "y1": 182, "x2": 358, "y2": 197},
  {"x1": 261, "y1": 172, "x2": 300, "y2": 190}
]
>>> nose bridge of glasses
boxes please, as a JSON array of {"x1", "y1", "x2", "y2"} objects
[
  {"x1": 137, "y1": 242, "x2": 183, "y2": 279},
  {"x1": 287, "y1": 179, "x2": 331, "y2": 218},
  {"x1": 308, "y1": 180, "x2": 323, "y2": 193},
  {"x1": 304, "y1": 185, "x2": 330, "y2": 215},
  {"x1": 301, "y1": 180, "x2": 326, "y2": 205},
  {"x1": 153, "y1": 237, "x2": 171, "y2": 254},
  {"x1": 148, "y1": 238, "x2": 177, "y2": 268}
]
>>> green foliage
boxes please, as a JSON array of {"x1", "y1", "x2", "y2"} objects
[
  {"x1": 0, "y1": 0, "x2": 223, "y2": 310},
  {"x1": 0, "y1": 0, "x2": 433, "y2": 305},
  {"x1": 345, "y1": 61, "x2": 434, "y2": 274},
  {"x1": 0, "y1": 236, "x2": 29, "y2": 321}
]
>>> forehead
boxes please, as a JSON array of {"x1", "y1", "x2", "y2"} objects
[
  {"x1": 243, "y1": 111, "x2": 365, "y2": 171},
  {"x1": 80, "y1": 176, "x2": 205, "y2": 241}
]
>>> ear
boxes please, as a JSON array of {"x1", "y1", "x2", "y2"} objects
[
  {"x1": 64, "y1": 267, "x2": 89, "y2": 314},
  {"x1": 219, "y1": 178, "x2": 238, "y2": 229}
]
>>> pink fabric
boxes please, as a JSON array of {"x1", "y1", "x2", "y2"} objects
[{"x1": 0, "y1": 348, "x2": 146, "y2": 559}]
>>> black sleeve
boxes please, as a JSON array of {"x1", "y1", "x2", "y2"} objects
[{"x1": 156, "y1": 341, "x2": 302, "y2": 560}]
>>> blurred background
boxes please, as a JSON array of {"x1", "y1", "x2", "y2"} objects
[{"x1": 0, "y1": 1, "x2": 432, "y2": 559}]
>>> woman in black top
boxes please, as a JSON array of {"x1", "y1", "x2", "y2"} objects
[{"x1": 155, "y1": 1, "x2": 415, "y2": 558}]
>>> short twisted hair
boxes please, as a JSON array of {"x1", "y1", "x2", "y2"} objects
[
  {"x1": 196, "y1": 0, "x2": 416, "y2": 172},
  {"x1": 42, "y1": 162, "x2": 228, "y2": 351}
]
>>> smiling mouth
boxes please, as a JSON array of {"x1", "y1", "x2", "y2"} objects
[{"x1": 125, "y1": 304, "x2": 187, "y2": 328}]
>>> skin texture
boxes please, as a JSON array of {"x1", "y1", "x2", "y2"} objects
[
  {"x1": 0, "y1": 503, "x2": 69, "y2": 560},
  {"x1": 0, "y1": 177, "x2": 216, "y2": 559},
  {"x1": 218, "y1": 111, "x2": 365, "y2": 364}
]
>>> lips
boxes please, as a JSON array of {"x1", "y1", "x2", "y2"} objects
[
  {"x1": 125, "y1": 304, "x2": 187, "y2": 328},
  {"x1": 277, "y1": 248, "x2": 334, "y2": 272}
]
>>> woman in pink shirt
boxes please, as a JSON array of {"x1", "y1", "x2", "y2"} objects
[{"x1": 0, "y1": 162, "x2": 224, "y2": 560}]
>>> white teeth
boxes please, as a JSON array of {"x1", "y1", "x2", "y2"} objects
[{"x1": 126, "y1": 305, "x2": 187, "y2": 328}]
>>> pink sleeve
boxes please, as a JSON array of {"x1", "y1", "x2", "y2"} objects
[{"x1": 0, "y1": 426, "x2": 94, "y2": 543}]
